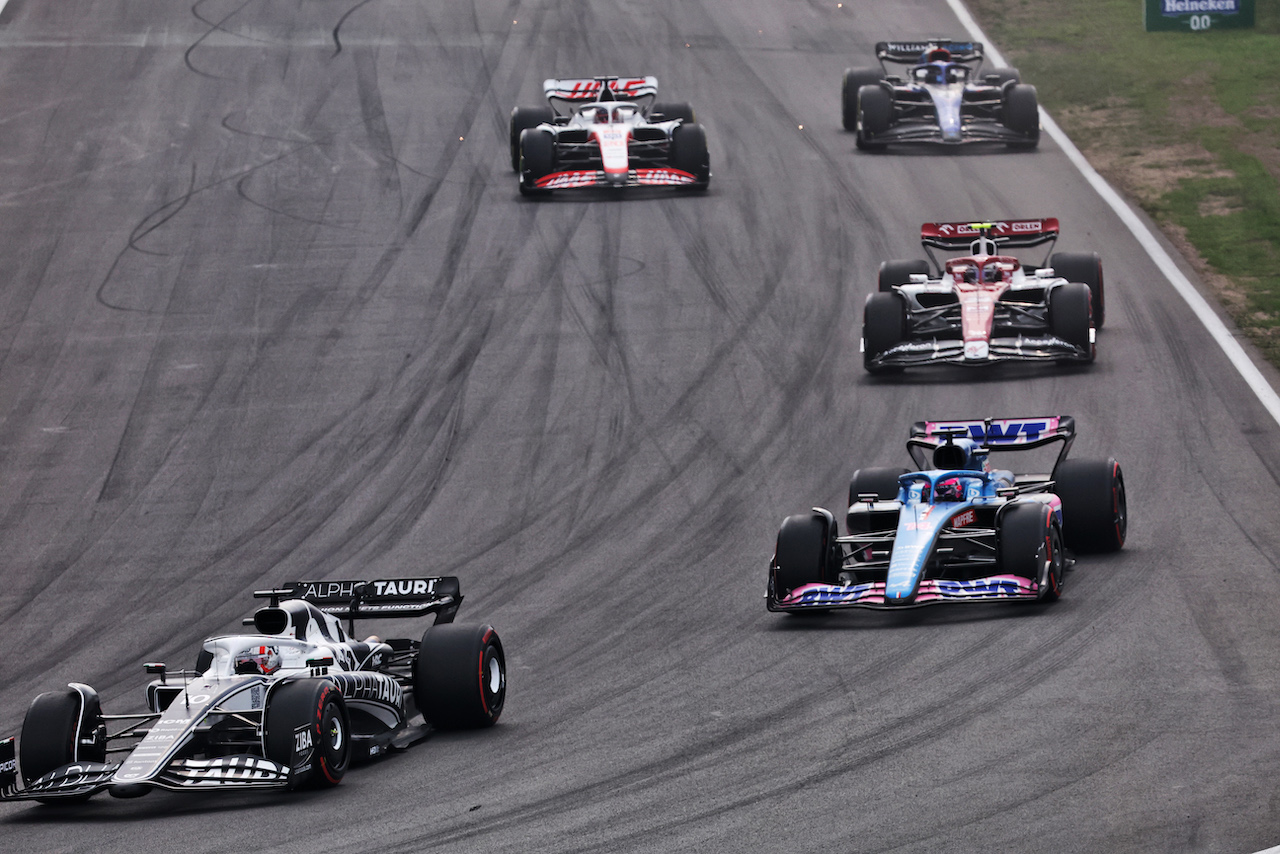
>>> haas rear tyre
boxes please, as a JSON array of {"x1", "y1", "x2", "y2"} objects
[
  {"x1": 999, "y1": 503, "x2": 1064, "y2": 601},
  {"x1": 1003, "y1": 84, "x2": 1040, "y2": 148},
  {"x1": 1050, "y1": 251, "x2": 1105, "y2": 328},
  {"x1": 509, "y1": 105, "x2": 554, "y2": 171},
  {"x1": 773, "y1": 510, "x2": 838, "y2": 596},
  {"x1": 878, "y1": 259, "x2": 930, "y2": 292},
  {"x1": 652, "y1": 102, "x2": 695, "y2": 123},
  {"x1": 856, "y1": 85, "x2": 892, "y2": 150},
  {"x1": 20, "y1": 685, "x2": 106, "y2": 793},
  {"x1": 670, "y1": 123, "x2": 710, "y2": 188},
  {"x1": 415, "y1": 624, "x2": 506, "y2": 730},
  {"x1": 842, "y1": 67, "x2": 884, "y2": 131},
  {"x1": 1054, "y1": 458, "x2": 1127, "y2": 553},
  {"x1": 864, "y1": 292, "x2": 907, "y2": 373},
  {"x1": 1049, "y1": 282, "x2": 1094, "y2": 363},
  {"x1": 265, "y1": 679, "x2": 350, "y2": 789}
]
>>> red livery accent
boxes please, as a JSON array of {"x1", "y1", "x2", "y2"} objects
[
  {"x1": 950, "y1": 509, "x2": 976, "y2": 528},
  {"x1": 922, "y1": 218, "x2": 1059, "y2": 240}
]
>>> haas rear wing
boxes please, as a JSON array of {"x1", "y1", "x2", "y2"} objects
[
  {"x1": 258, "y1": 576, "x2": 463, "y2": 624},
  {"x1": 907, "y1": 417, "x2": 1077, "y2": 474},
  {"x1": 543, "y1": 76, "x2": 658, "y2": 115},
  {"x1": 876, "y1": 39, "x2": 984, "y2": 65}
]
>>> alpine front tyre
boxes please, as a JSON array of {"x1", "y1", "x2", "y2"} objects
[
  {"x1": 998, "y1": 503, "x2": 1064, "y2": 602},
  {"x1": 772, "y1": 509, "x2": 839, "y2": 597}
]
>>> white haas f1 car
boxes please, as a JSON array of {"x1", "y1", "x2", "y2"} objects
[
  {"x1": 767, "y1": 417, "x2": 1126, "y2": 614},
  {"x1": 862, "y1": 218, "x2": 1106, "y2": 373},
  {"x1": 0, "y1": 577, "x2": 505, "y2": 803},
  {"x1": 509, "y1": 76, "x2": 710, "y2": 195},
  {"x1": 842, "y1": 39, "x2": 1039, "y2": 149}
]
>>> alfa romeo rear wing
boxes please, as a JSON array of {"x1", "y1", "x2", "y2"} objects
[
  {"x1": 876, "y1": 39, "x2": 984, "y2": 66},
  {"x1": 255, "y1": 576, "x2": 463, "y2": 625},
  {"x1": 919, "y1": 219, "x2": 1060, "y2": 273},
  {"x1": 543, "y1": 76, "x2": 658, "y2": 116}
]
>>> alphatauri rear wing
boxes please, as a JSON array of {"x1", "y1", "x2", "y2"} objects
[{"x1": 257, "y1": 576, "x2": 463, "y2": 624}]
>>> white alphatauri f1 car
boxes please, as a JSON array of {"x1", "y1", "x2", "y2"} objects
[
  {"x1": 0, "y1": 577, "x2": 505, "y2": 803},
  {"x1": 509, "y1": 76, "x2": 710, "y2": 195},
  {"x1": 862, "y1": 219, "x2": 1106, "y2": 373}
]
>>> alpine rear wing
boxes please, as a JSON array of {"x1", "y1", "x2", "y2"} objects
[
  {"x1": 543, "y1": 76, "x2": 658, "y2": 116},
  {"x1": 876, "y1": 39, "x2": 984, "y2": 66},
  {"x1": 256, "y1": 576, "x2": 463, "y2": 625},
  {"x1": 907, "y1": 417, "x2": 1077, "y2": 474}
]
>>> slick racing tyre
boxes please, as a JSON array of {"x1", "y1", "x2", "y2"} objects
[
  {"x1": 998, "y1": 503, "x2": 1064, "y2": 602},
  {"x1": 772, "y1": 509, "x2": 839, "y2": 597},
  {"x1": 670, "y1": 123, "x2": 711, "y2": 189},
  {"x1": 519, "y1": 129, "x2": 556, "y2": 197},
  {"x1": 20, "y1": 685, "x2": 106, "y2": 797},
  {"x1": 415, "y1": 624, "x2": 506, "y2": 730},
  {"x1": 652, "y1": 101, "x2": 695, "y2": 123},
  {"x1": 509, "y1": 105, "x2": 554, "y2": 171},
  {"x1": 842, "y1": 67, "x2": 884, "y2": 131},
  {"x1": 265, "y1": 679, "x2": 350, "y2": 789},
  {"x1": 1049, "y1": 282, "x2": 1094, "y2": 363},
  {"x1": 878, "y1": 259, "x2": 930, "y2": 292},
  {"x1": 856, "y1": 84, "x2": 892, "y2": 150},
  {"x1": 984, "y1": 67, "x2": 1021, "y2": 87},
  {"x1": 1003, "y1": 84, "x2": 1040, "y2": 148},
  {"x1": 1054, "y1": 458, "x2": 1127, "y2": 553},
  {"x1": 848, "y1": 467, "x2": 906, "y2": 507},
  {"x1": 863, "y1": 292, "x2": 907, "y2": 373},
  {"x1": 1050, "y1": 251, "x2": 1106, "y2": 328}
]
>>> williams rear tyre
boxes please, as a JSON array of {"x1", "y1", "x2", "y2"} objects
[
  {"x1": 772, "y1": 509, "x2": 839, "y2": 597},
  {"x1": 518, "y1": 129, "x2": 556, "y2": 197},
  {"x1": 1049, "y1": 282, "x2": 1094, "y2": 363},
  {"x1": 1002, "y1": 84, "x2": 1040, "y2": 148},
  {"x1": 669, "y1": 123, "x2": 711, "y2": 189},
  {"x1": 878, "y1": 259, "x2": 930, "y2": 292},
  {"x1": 652, "y1": 101, "x2": 695, "y2": 123},
  {"x1": 509, "y1": 105, "x2": 554, "y2": 171},
  {"x1": 856, "y1": 84, "x2": 892, "y2": 150},
  {"x1": 1054, "y1": 458, "x2": 1127, "y2": 553},
  {"x1": 863, "y1": 292, "x2": 907, "y2": 373},
  {"x1": 265, "y1": 679, "x2": 350, "y2": 789},
  {"x1": 415, "y1": 624, "x2": 506, "y2": 730},
  {"x1": 842, "y1": 67, "x2": 884, "y2": 131},
  {"x1": 998, "y1": 503, "x2": 1064, "y2": 602},
  {"x1": 848, "y1": 467, "x2": 906, "y2": 507},
  {"x1": 20, "y1": 685, "x2": 106, "y2": 796},
  {"x1": 985, "y1": 67, "x2": 1021, "y2": 87},
  {"x1": 1050, "y1": 251, "x2": 1106, "y2": 329}
]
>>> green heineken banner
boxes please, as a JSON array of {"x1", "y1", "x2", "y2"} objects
[{"x1": 1145, "y1": 0, "x2": 1256, "y2": 31}]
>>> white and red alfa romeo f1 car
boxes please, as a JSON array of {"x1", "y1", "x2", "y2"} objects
[
  {"x1": 509, "y1": 76, "x2": 710, "y2": 195},
  {"x1": 862, "y1": 218, "x2": 1106, "y2": 373}
]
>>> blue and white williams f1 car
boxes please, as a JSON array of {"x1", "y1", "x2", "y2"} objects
[{"x1": 767, "y1": 417, "x2": 1126, "y2": 614}]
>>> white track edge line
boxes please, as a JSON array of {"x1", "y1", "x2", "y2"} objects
[{"x1": 946, "y1": 0, "x2": 1280, "y2": 430}]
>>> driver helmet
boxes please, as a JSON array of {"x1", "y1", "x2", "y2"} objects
[
  {"x1": 924, "y1": 47, "x2": 952, "y2": 63},
  {"x1": 594, "y1": 107, "x2": 610, "y2": 124},
  {"x1": 235, "y1": 644, "x2": 282, "y2": 675},
  {"x1": 982, "y1": 264, "x2": 1002, "y2": 283},
  {"x1": 957, "y1": 265, "x2": 977, "y2": 283},
  {"x1": 934, "y1": 477, "x2": 964, "y2": 502}
]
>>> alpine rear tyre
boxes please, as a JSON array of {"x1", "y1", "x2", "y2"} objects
[{"x1": 1054, "y1": 458, "x2": 1127, "y2": 553}]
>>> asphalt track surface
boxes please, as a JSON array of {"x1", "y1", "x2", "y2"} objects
[{"x1": 2, "y1": 1, "x2": 1280, "y2": 852}]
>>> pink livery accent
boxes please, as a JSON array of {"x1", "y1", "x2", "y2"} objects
[
  {"x1": 779, "y1": 575, "x2": 1038, "y2": 608},
  {"x1": 921, "y1": 417, "x2": 1061, "y2": 444}
]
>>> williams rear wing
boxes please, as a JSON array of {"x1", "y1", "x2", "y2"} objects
[
  {"x1": 543, "y1": 76, "x2": 658, "y2": 116},
  {"x1": 257, "y1": 577, "x2": 463, "y2": 625},
  {"x1": 907, "y1": 417, "x2": 1077, "y2": 474},
  {"x1": 876, "y1": 39, "x2": 984, "y2": 66}
]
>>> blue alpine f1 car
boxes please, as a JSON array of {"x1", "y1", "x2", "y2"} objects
[{"x1": 766, "y1": 417, "x2": 1126, "y2": 614}]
